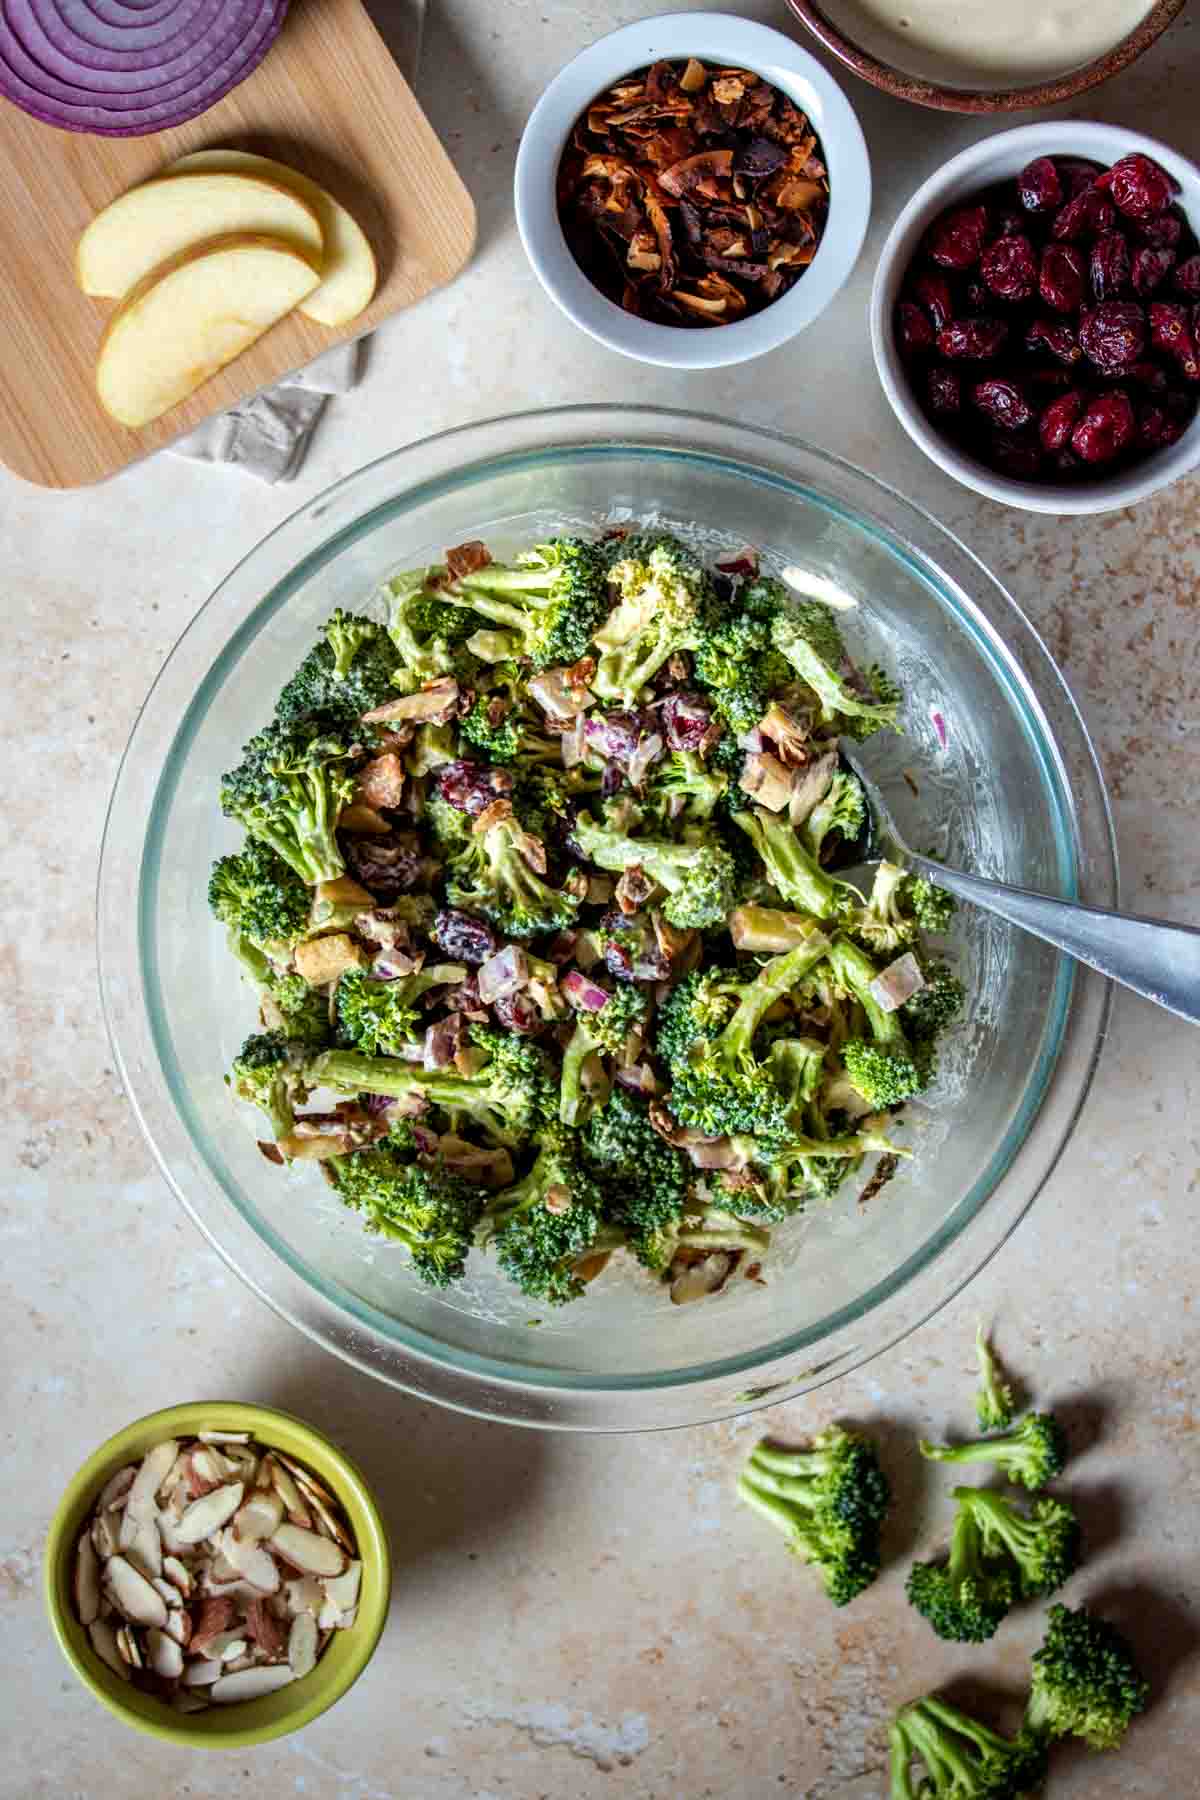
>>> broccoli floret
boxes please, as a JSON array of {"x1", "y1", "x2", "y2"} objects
[
  {"x1": 954, "y1": 1486, "x2": 1079, "y2": 1599},
  {"x1": 974, "y1": 1322, "x2": 1016, "y2": 1432},
  {"x1": 458, "y1": 668, "x2": 563, "y2": 767},
  {"x1": 655, "y1": 964, "x2": 742, "y2": 1071},
  {"x1": 889, "y1": 1697, "x2": 1049, "y2": 1800},
  {"x1": 904, "y1": 871, "x2": 957, "y2": 934},
  {"x1": 484, "y1": 1124, "x2": 609, "y2": 1304},
  {"x1": 327, "y1": 1146, "x2": 483, "y2": 1286},
  {"x1": 591, "y1": 538, "x2": 715, "y2": 703},
  {"x1": 662, "y1": 937, "x2": 833, "y2": 1144},
  {"x1": 572, "y1": 813, "x2": 737, "y2": 929},
  {"x1": 226, "y1": 933, "x2": 330, "y2": 1045},
  {"x1": 826, "y1": 935, "x2": 925, "y2": 1108},
  {"x1": 581, "y1": 1089, "x2": 690, "y2": 1270},
  {"x1": 732, "y1": 808, "x2": 859, "y2": 921},
  {"x1": 559, "y1": 983, "x2": 648, "y2": 1126},
  {"x1": 693, "y1": 576, "x2": 790, "y2": 736},
  {"x1": 903, "y1": 960, "x2": 966, "y2": 1046},
  {"x1": 921, "y1": 1413, "x2": 1067, "y2": 1491},
  {"x1": 334, "y1": 964, "x2": 468, "y2": 1057},
  {"x1": 850, "y1": 861, "x2": 920, "y2": 955},
  {"x1": 425, "y1": 790, "x2": 474, "y2": 859},
  {"x1": 907, "y1": 1493, "x2": 1017, "y2": 1644},
  {"x1": 220, "y1": 714, "x2": 356, "y2": 886},
  {"x1": 311, "y1": 1028, "x2": 553, "y2": 1148},
  {"x1": 447, "y1": 815, "x2": 580, "y2": 940},
  {"x1": 772, "y1": 608, "x2": 902, "y2": 739},
  {"x1": 386, "y1": 571, "x2": 481, "y2": 685},
  {"x1": 1024, "y1": 1604, "x2": 1149, "y2": 1753},
  {"x1": 226, "y1": 1030, "x2": 310, "y2": 1141},
  {"x1": 801, "y1": 770, "x2": 868, "y2": 864},
  {"x1": 440, "y1": 538, "x2": 607, "y2": 670},
  {"x1": 208, "y1": 838, "x2": 311, "y2": 951},
  {"x1": 647, "y1": 752, "x2": 729, "y2": 828},
  {"x1": 738, "y1": 1428, "x2": 890, "y2": 1606},
  {"x1": 275, "y1": 611, "x2": 402, "y2": 730},
  {"x1": 727, "y1": 1103, "x2": 910, "y2": 1221}
]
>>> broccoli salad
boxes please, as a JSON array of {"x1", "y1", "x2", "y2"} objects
[{"x1": 209, "y1": 528, "x2": 963, "y2": 1308}]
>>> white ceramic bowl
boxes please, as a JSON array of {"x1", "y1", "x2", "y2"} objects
[
  {"x1": 515, "y1": 12, "x2": 871, "y2": 370},
  {"x1": 870, "y1": 122, "x2": 1200, "y2": 515}
]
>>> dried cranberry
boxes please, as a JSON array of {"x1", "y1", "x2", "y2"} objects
[
  {"x1": 661, "y1": 690, "x2": 712, "y2": 750},
  {"x1": 1174, "y1": 254, "x2": 1200, "y2": 295},
  {"x1": 1039, "y1": 389, "x2": 1086, "y2": 451},
  {"x1": 1135, "y1": 403, "x2": 1185, "y2": 450},
  {"x1": 1057, "y1": 157, "x2": 1105, "y2": 199},
  {"x1": 927, "y1": 203, "x2": 990, "y2": 270},
  {"x1": 1099, "y1": 153, "x2": 1177, "y2": 221},
  {"x1": 926, "y1": 367, "x2": 962, "y2": 414},
  {"x1": 1148, "y1": 300, "x2": 1200, "y2": 376},
  {"x1": 1052, "y1": 187, "x2": 1115, "y2": 243},
  {"x1": 1126, "y1": 360, "x2": 1168, "y2": 392},
  {"x1": 936, "y1": 318, "x2": 1008, "y2": 359},
  {"x1": 897, "y1": 300, "x2": 935, "y2": 355},
  {"x1": 913, "y1": 269, "x2": 954, "y2": 330},
  {"x1": 981, "y1": 234, "x2": 1037, "y2": 301},
  {"x1": 988, "y1": 436, "x2": 1043, "y2": 480},
  {"x1": 1050, "y1": 448, "x2": 1084, "y2": 477},
  {"x1": 1026, "y1": 317, "x2": 1082, "y2": 364},
  {"x1": 491, "y1": 990, "x2": 544, "y2": 1035},
  {"x1": 1131, "y1": 246, "x2": 1175, "y2": 296},
  {"x1": 433, "y1": 907, "x2": 499, "y2": 965},
  {"x1": 1016, "y1": 156, "x2": 1062, "y2": 214},
  {"x1": 583, "y1": 710, "x2": 642, "y2": 763},
  {"x1": 1079, "y1": 301, "x2": 1146, "y2": 373},
  {"x1": 1089, "y1": 231, "x2": 1130, "y2": 301},
  {"x1": 970, "y1": 377, "x2": 1034, "y2": 429},
  {"x1": 1039, "y1": 244, "x2": 1086, "y2": 313},
  {"x1": 1070, "y1": 390, "x2": 1135, "y2": 463},
  {"x1": 965, "y1": 280, "x2": 989, "y2": 312},
  {"x1": 342, "y1": 833, "x2": 422, "y2": 902},
  {"x1": 436, "y1": 758, "x2": 504, "y2": 816},
  {"x1": 1027, "y1": 366, "x2": 1072, "y2": 393},
  {"x1": 995, "y1": 208, "x2": 1026, "y2": 238},
  {"x1": 1138, "y1": 209, "x2": 1184, "y2": 249}
]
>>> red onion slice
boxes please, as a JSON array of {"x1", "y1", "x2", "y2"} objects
[
  {"x1": 44, "y1": 0, "x2": 225, "y2": 60},
  {"x1": 7, "y1": 0, "x2": 259, "y2": 97}
]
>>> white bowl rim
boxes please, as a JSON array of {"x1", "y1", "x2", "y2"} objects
[
  {"x1": 869, "y1": 120, "x2": 1200, "y2": 516},
  {"x1": 515, "y1": 10, "x2": 872, "y2": 370}
]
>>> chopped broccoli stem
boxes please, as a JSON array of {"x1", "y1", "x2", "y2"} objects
[
  {"x1": 732, "y1": 808, "x2": 859, "y2": 920},
  {"x1": 889, "y1": 1696, "x2": 1049, "y2": 1800},
  {"x1": 954, "y1": 1485, "x2": 1079, "y2": 1599},
  {"x1": 974, "y1": 1322, "x2": 1016, "y2": 1432}
]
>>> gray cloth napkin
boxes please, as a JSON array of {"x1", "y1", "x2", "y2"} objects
[{"x1": 168, "y1": 339, "x2": 365, "y2": 482}]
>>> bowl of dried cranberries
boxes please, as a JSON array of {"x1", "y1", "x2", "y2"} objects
[{"x1": 870, "y1": 123, "x2": 1200, "y2": 513}]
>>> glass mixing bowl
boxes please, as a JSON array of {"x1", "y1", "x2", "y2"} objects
[{"x1": 98, "y1": 406, "x2": 1115, "y2": 1431}]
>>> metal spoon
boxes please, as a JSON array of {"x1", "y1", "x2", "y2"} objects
[{"x1": 839, "y1": 747, "x2": 1200, "y2": 1027}]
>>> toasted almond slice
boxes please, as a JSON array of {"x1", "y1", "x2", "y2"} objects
[
  {"x1": 211, "y1": 1664, "x2": 296, "y2": 1703},
  {"x1": 284, "y1": 1575, "x2": 325, "y2": 1618},
  {"x1": 155, "y1": 1510, "x2": 190, "y2": 1556},
  {"x1": 245, "y1": 1595, "x2": 288, "y2": 1660},
  {"x1": 207, "y1": 1551, "x2": 241, "y2": 1584},
  {"x1": 318, "y1": 1596, "x2": 341, "y2": 1631},
  {"x1": 203, "y1": 1631, "x2": 249, "y2": 1663},
  {"x1": 88, "y1": 1618, "x2": 131, "y2": 1681},
  {"x1": 198, "y1": 1431, "x2": 252, "y2": 1444},
  {"x1": 161, "y1": 1555, "x2": 192, "y2": 1599},
  {"x1": 253, "y1": 1457, "x2": 274, "y2": 1491},
  {"x1": 219, "y1": 1529, "x2": 280, "y2": 1594},
  {"x1": 277, "y1": 1454, "x2": 339, "y2": 1510},
  {"x1": 183, "y1": 1658, "x2": 223, "y2": 1687},
  {"x1": 151, "y1": 1576, "x2": 182, "y2": 1608},
  {"x1": 163, "y1": 1608, "x2": 192, "y2": 1648},
  {"x1": 116, "y1": 1626, "x2": 143, "y2": 1669},
  {"x1": 202, "y1": 1577, "x2": 268, "y2": 1604},
  {"x1": 160, "y1": 1450, "x2": 191, "y2": 1498},
  {"x1": 232, "y1": 1492, "x2": 284, "y2": 1543},
  {"x1": 302, "y1": 1486, "x2": 354, "y2": 1553},
  {"x1": 105, "y1": 1556, "x2": 169, "y2": 1628},
  {"x1": 91, "y1": 1511, "x2": 118, "y2": 1560},
  {"x1": 172, "y1": 1690, "x2": 210, "y2": 1713},
  {"x1": 287, "y1": 1610, "x2": 318, "y2": 1678},
  {"x1": 322, "y1": 1561, "x2": 361, "y2": 1614},
  {"x1": 146, "y1": 1627, "x2": 184, "y2": 1679},
  {"x1": 175, "y1": 1482, "x2": 244, "y2": 1545},
  {"x1": 224, "y1": 1652, "x2": 257, "y2": 1672},
  {"x1": 74, "y1": 1533, "x2": 100, "y2": 1625},
  {"x1": 124, "y1": 1514, "x2": 163, "y2": 1581},
  {"x1": 126, "y1": 1440, "x2": 179, "y2": 1521},
  {"x1": 97, "y1": 1466, "x2": 137, "y2": 1512},
  {"x1": 267, "y1": 1458, "x2": 312, "y2": 1528},
  {"x1": 269, "y1": 1523, "x2": 345, "y2": 1578}
]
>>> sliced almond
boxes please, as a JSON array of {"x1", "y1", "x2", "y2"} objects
[
  {"x1": 287, "y1": 1610, "x2": 318, "y2": 1678},
  {"x1": 183, "y1": 1658, "x2": 223, "y2": 1687},
  {"x1": 219, "y1": 1529, "x2": 280, "y2": 1594},
  {"x1": 163, "y1": 1609, "x2": 192, "y2": 1649},
  {"x1": 275, "y1": 1454, "x2": 339, "y2": 1511},
  {"x1": 91, "y1": 1511, "x2": 118, "y2": 1560},
  {"x1": 198, "y1": 1431, "x2": 252, "y2": 1445},
  {"x1": 321, "y1": 1561, "x2": 361, "y2": 1614},
  {"x1": 205, "y1": 1632, "x2": 249, "y2": 1663},
  {"x1": 88, "y1": 1618, "x2": 131, "y2": 1681},
  {"x1": 160, "y1": 1450, "x2": 191, "y2": 1498},
  {"x1": 224, "y1": 1652, "x2": 257, "y2": 1673},
  {"x1": 116, "y1": 1625, "x2": 143, "y2": 1669},
  {"x1": 232, "y1": 1492, "x2": 284, "y2": 1543},
  {"x1": 172, "y1": 1690, "x2": 210, "y2": 1713},
  {"x1": 162, "y1": 1555, "x2": 192, "y2": 1599},
  {"x1": 122, "y1": 1512, "x2": 163, "y2": 1581},
  {"x1": 190, "y1": 1595, "x2": 235, "y2": 1655},
  {"x1": 284, "y1": 1575, "x2": 324, "y2": 1618},
  {"x1": 146, "y1": 1628, "x2": 184, "y2": 1679},
  {"x1": 155, "y1": 1510, "x2": 190, "y2": 1556},
  {"x1": 74, "y1": 1533, "x2": 100, "y2": 1626},
  {"x1": 269, "y1": 1523, "x2": 346, "y2": 1578},
  {"x1": 302, "y1": 1486, "x2": 354, "y2": 1553},
  {"x1": 96, "y1": 1466, "x2": 137, "y2": 1512},
  {"x1": 104, "y1": 1555, "x2": 169, "y2": 1628},
  {"x1": 267, "y1": 1458, "x2": 312, "y2": 1528},
  {"x1": 211, "y1": 1664, "x2": 295, "y2": 1703},
  {"x1": 175, "y1": 1482, "x2": 244, "y2": 1545},
  {"x1": 318, "y1": 1596, "x2": 341, "y2": 1631},
  {"x1": 151, "y1": 1576, "x2": 182, "y2": 1608},
  {"x1": 126, "y1": 1439, "x2": 178, "y2": 1521},
  {"x1": 245, "y1": 1596, "x2": 288, "y2": 1660},
  {"x1": 337, "y1": 1607, "x2": 357, "y2": 1631}
]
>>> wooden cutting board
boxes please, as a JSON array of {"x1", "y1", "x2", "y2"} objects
[{"x1": 0, "y1": 0, "x2": 475, "y2": 488}]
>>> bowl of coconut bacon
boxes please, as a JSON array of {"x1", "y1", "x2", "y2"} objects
[{"x1": 784, "y1": 0, "x2": 1185, "y2": 111}]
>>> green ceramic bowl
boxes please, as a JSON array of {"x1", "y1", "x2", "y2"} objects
[{"x1": 44, "y1": 1401, "x2": 391, "y2": 1748}]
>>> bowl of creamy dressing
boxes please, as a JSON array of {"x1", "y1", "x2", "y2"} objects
[{"x1": 785, "y1": 0, "x2": 1184, "y2": 112}]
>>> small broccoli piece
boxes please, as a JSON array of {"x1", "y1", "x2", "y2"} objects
[
  {"x1": 327, "y1": 1147, "x2": 483, "y2": 1286},
  {"x1": 220, "y1": 714, "x2": 356, "y2": 886},
  {"x1": 386, "y1": 571, "x2": 481, "y2": 685},
  {"x1": 592, "y1": 537, "x2": 716, "y2": 703},
  {"x1": 446, "y1": 814, "x2": 580, "y2": 940},
  {"x1": 440, "y1": 537, "x2": 607, "y2": 670},
  {"x1": 459, "y1": 668, "x2": 564, "y2": 767},
  {"x1": 208, "y1": 838, "x2": 311, "y2": 951},
  {"x1": 850, "y1": 861, "x2": 920, "y2": 956},
  {"x1": 275, "y1": 611, "x2": 402, "y2": 730},
  {"x1": 311, "y1": 1027, "x2": 553, "y2": 1148},
  {"x1": 572, "y1": 812, "x2": 737, "y2": 929},
  {"x1": 693, "y1": 576, "x2": 790, "y2": 736},
  {"x1": 903, "y1": 960, "x2": 966, "y2": 1047},
  {"x1": 738, "y1": 1428, "x2": 891, "y2": 1606},
  {"x1": 655, "y1": 964, "x2": 742, "y2": 1071},
  {"x1": 727, "y1": 1104, "x2": 910, "y2": 1221},
  {"x1": 226, "y1": 1030, "x2": 310, "y2": 1141},
  {"x1": 889, "y1": 1696, "x2": 1049, "y2": 1800},
  {"x1": 647, "y1": 752, "x2": 729, "y2": 828},
  {"x1": 559, "y1": 983, "x2": 648, "y2": 1126},
  {"x1": 732, "y1": 809, "x2": 859, "y2": 921},
  {"x1": 906, "y1": 1493, "x2": 1018, "y2": 1643},
  {"x1": 921, "y1": 1413, "x2": 1067, "y2": 1491},
  {"x1": 826, "y1": 935, "x2": 926, "y2": 1108},
  {"x1": 772, "y1": 607, "x2": 902, "y2": 739},
  {"x1": 225, "y1": 933, "x2": 330, "y2": 1046},
  {"x1": 1024, "y1": 1604, "x2": 1149, "y2": 1753},
  {"x1": 425, "y1": 790, "x2": 474, "y2": 860},
  {"x1": 974, "y1": 1322, "x2": 1016, "y2": 1432},
  {"x1": 484, "y1": 1123, "x2": 609, "y2": 1304},
  {"x1": 801, "y1": 769, "x2": 868, "y2": 864},
  {"x1": 904, "y1": 871, "x2": 957, "y2": 934},
  {"x1": 334, "y1": 964, "x2": 468, "y2": 1057},
  {"x1": 581, "y1": 1088, "x2": 690, "y2": 1270},
  {"x1": 954, "y1": 1486, "x2": 1079, "y2": 1599}
]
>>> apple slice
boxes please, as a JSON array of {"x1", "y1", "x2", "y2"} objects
[
  {"x1": 168, "y1": 148, "x2": 376, "y2": 327},
  {"x1": 96, "y1": 235, "x2": 320, "y2": 429},
  {"x1": 78, "y1": 174, "x2": 323, "y2": 301}
]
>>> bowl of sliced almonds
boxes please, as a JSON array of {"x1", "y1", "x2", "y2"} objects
[{"x1": 44, "y1": 1401, "x2": 390, "y2": 1746}]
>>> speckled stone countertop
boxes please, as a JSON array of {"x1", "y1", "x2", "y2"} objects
[{"x1": 3, "y1": 3, "x2": 1198, "y2": 1795}]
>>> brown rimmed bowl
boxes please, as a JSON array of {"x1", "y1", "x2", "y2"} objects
[{"x1": 784, "y1": 0, "x2": 1185, "y2": 113}]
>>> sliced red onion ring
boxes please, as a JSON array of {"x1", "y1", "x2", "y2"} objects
[{"x1": 37, "y1": 0, "x2": 229, "y2": 64}]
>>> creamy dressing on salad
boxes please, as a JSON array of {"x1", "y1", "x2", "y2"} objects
[{"x1": 829, "y1": 0, "x2": 1154, "y2": 83}]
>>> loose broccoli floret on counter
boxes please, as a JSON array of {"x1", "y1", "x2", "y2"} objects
[
  {"x1": 955, "y1": 1486, "x2": 1079, "y2": 1599},
  {"x1": 220, "y1": 713, "x2": 356, "y2": 885},
  {"x1": 559, "y1": 982, "x2": 648, "y2": 1126},
  {"x1": 226, "y1": 1030, "x2": 310, "y2": 1142},
  {"x1": 275, "y1": 611, "x2": 402, "y2": 729},
  {"x1": 572, "y1": 812, "x2": 738, "y2": 930},
  {"x1": 327, "y1": 1147, "x2": 483, "y2": 1286},
  {"x1": 921, "y1": 1413, "x2": 1067, "y2": 1492},
  {"x1": 974, "y1": 1322, "x2": 1016, "y2": 1433},
  {"x1": 906, "y1": 1492, "x2": 1017, "y2": 1643},
  {"x1": 1024, "y1": 1604, "x2": 1149, "y2": 1753},
  {"x1": 334, "y1": 963, "x2": 468, "y2": 1057},
  {"x1": 208, "y1": 838, "x2": 312, "y2": 952},
  {"x1": 825, "y1": 935, "x2": 926, "y2": 1109},
  {"x1": 591, "y1": 536, "x2": 715, "y2": 703},
  {"x1": 889, "y1": 1696, "x2": 1049, "y2": 1800},
  {"x1": 446, "y1": 814, "x2": 580, "y2": 940},
  {"x1": 801, "y1": 769, "x2": 868, "y2": 864},
  {"x1": 738, "y1": 1427, "x2": 891, "y2": 1606},
  {"x1": 581, "y1": 1088, "x2": 690, "y2": 1270},
  {"x1": 440, "y1": 537, "x2": 607, "y2": 670},
  {"x1": 311, "y1": 1027, "x2": 553, "y2": 1149},
  {"x1": 732, "y1": 808, "x2": 859, "y2": 921},
  {"x1": 482, "y1": 1123, "x2": 609, "y2": 1304},
  {"x1": 772, "y1": 606, "x2": 902, "y2": 739}
]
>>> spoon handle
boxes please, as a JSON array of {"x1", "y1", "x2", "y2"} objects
[{"x1": 911, "y1": 856, "x2": 1200, "y2": 1027}]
